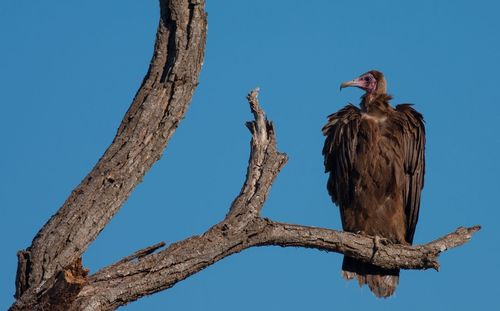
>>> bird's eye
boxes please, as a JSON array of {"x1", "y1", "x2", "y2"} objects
[{"x1": 364, "y1": 76, "x2": 370, "y2": 81}]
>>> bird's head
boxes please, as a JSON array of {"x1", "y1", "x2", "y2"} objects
[{"x1": 340, "y1": 70, "x2": 386, "y2": 96}]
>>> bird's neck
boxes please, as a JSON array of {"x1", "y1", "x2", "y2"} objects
[{"x1": 361, "y1": 93, "x2": 392, "y2": 115}]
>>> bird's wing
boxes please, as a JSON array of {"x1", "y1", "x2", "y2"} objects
[
  {"x1": 395, "y1": 104, "x2": 425, "y2": 244},
  {"x1": 322, "y1": 104, "x2": 361, "y2": 212}
]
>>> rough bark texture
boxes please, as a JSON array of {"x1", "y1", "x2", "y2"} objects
[
  {"x1": 10, "y1": 0, "x2": 480, "y2": 310},
  {"x1": 11, "y1": 0, "x2": 207, "y2": 309}
]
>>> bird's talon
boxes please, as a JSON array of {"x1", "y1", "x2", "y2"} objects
[{"x1": 378, "y1": 236, "x2": 391, "y2": 245}]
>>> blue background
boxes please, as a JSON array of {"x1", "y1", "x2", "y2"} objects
[{"x1": 1, "y1": 0, "x2": 498, "y2": 309}]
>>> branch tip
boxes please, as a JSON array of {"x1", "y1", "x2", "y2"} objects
[
  {"x1": 246, "y1": 88, "x2": 268, "y2": 142},
  {"x1": 467, "y1": 225, "x2": 481, "y2": 233},
  {"x1": 246, "y1": 88, "x2": 262, "y2": 114}
]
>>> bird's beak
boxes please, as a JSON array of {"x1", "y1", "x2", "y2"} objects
[{"x1": 339, "y1": 77, "x2": 364, "y2": 91}]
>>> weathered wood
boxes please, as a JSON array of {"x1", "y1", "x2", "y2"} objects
[
  {"x1": 11, "y1": 0, "x2": 207, "y2": 309},
  {"x1": 63, "y1": 89, "x2": 478, "y2": 310},
  {"x1": 10, "y1": 1, "x2": 480, "y2": 310},
  {"x1": 71, "y1": 220, "x2": 479, "y2": 310}
]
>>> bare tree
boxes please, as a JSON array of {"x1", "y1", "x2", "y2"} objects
[{"x1": 10, "y1": 1, "x2": 480, "y2": 310}]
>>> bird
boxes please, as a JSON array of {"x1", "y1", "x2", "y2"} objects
[{"x1": 322, "y1": 70, "x2": 425, "y2": 298}]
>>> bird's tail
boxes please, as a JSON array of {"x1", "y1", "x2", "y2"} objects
[{"x1": 342, "y1": 256, "x2": 399, "y2": 298}]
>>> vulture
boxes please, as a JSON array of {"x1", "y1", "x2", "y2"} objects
[{"x1": 322, "y1": 70, "x2": 425, "y2": 298}]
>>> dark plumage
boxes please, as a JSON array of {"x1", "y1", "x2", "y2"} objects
[{"x1": 322, "y1": 70, "x2": 425, "y2": 298}]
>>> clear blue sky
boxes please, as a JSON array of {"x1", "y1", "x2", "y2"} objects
[{"x1": 1, "y1": 0, "x2": 498, "y2": 310}]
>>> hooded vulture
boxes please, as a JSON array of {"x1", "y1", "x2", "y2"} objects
[{"x1": 322, "y1": 70, "x2": 425, "y2": 298}]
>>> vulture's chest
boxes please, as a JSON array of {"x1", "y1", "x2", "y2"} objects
[
  {"x1": 355, "y1": 114, "x2": 404, "y2": 173},
  {"x1": 358, "y1": 113, "x2": 393, "y2": 144}
]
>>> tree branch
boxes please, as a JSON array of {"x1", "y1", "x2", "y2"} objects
[
  {"x1": 258, "y1": 221, "x2": 481, "y2": 271},
  {"x1": 226, "y1": 88, "x2": 288, "y2": 223},
  {"x1": 75, "y1": 221, "x2": 479, "y2": 310},
  {"x1": 11, "y1": 1, "x2": 481, "y2": 310},
  {"x1": 12, "y1": 0, "x2": 207, "y2": 308},
  {"x1": 64, "y1": 89, "x2": 479, "y2": 310}
]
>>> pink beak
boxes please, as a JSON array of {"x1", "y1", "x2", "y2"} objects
[{"x1": 339, "y1": 77, "x2": 365, "y2": 91}]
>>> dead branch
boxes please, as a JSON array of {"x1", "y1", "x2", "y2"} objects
[
  {"x1": 11, "y1": 0, "x2": 207, "y2": 309},
  {"x1": 10, "y1": 0, "x2": 480, "y2": 310},
  {"x1": 66, "y1": 89, "x2": 478, "y2": 310}
]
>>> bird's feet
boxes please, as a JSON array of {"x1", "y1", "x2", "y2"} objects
[
  {"x1": 370, "y1": 235, "x2": 392, "y2": 262},
  {"x1": 373, "y1": 235, "x2": 391, "y2": 247}
]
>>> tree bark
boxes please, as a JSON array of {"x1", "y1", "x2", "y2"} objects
[
  {"x1": 10, "y1": 1, "x2": 480, "y2": 310},
  {"x1": 12, "y1": 0, "x2": 207, "y2": 309}
]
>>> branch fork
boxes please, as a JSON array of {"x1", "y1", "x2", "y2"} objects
[{"x1": 10, "y1": 0, "x2": 480, "y2": 310}]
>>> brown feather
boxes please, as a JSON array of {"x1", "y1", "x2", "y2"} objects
[
  {"x1": 395, "y1": 104, "x2": 425, "y2": 243},
  {"x1": 323, "y1": 81, "x2": 425, "y2": 297}
]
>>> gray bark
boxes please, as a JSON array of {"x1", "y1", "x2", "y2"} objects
[{"x1": 10, "y1": 1, "x2": 480, "y2": 310}]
